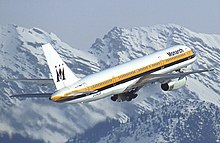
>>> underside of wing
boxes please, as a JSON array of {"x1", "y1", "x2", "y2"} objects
[
  {"x1": 124, "y1": 68, "x2": 213, "y2": 92},
  {"x1": 10, "y1": 93, "x2": 53, "y2": 98}
]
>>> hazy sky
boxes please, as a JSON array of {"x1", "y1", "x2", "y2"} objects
[{"x1": 0, "y1": 0, "x2": 220, "y2": 50}]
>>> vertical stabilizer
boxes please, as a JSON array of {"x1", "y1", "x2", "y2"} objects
[{"x1": 42, "y1": 43, "x2": 79, "y2": 90}]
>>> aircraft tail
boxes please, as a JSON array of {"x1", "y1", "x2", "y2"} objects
[{"x1": 42, "y1": 43, "x2": 80, "y2": 90}]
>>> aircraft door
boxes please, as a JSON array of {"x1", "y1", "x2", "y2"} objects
[
  {"x1": 82, "y1": 82, "x2": 89, "y2": 91},
  {"x1": 158, "y1": 56, "x2": 164, "y2": 69}
]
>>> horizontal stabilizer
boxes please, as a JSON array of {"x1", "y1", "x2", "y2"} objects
[{"x1": 8, "y1": 79, "x2": 54, "y2": 86}]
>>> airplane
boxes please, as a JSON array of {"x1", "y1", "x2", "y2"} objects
[{"x1": 10, "y1": 43, "x2": 213, "y2": 103}]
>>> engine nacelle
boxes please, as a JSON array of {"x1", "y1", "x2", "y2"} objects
[{"x1": 161, "y1": 77, "x2": 187, "y2": 91}]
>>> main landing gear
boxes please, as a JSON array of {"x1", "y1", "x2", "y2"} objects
[{"x1": 111, "y1": 93, "x2": 138, "y2": 102}]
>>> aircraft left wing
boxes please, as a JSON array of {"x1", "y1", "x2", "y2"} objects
[{"x1": 125, "y1": 68, "x2": 214, "y2": 92}]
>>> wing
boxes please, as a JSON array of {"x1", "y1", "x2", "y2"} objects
[
  {"x1": 8, "y1": 79, "x2": 54, "y2": 86},
  {"x1": 124, "y1": 68, "x2": 214, "y2": 92},
  {"x1": 10, "y1": 90, "x2": 98, "y2": 98},
  {"x1": 10, "y1": 93, "x2": 53, "y2": 98},
  {"x1": 70, "y1": 90, "x2": 98, "y2": 96}
]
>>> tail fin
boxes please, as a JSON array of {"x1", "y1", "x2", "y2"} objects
[{"x1": 42, "y1": 43, "x2": 79, "y2": 90}]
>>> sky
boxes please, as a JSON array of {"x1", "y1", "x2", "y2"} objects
[{"x1": 0, "y1": 0, "x2": 220, "y2": 51}]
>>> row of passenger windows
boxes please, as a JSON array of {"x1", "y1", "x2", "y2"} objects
[{"x1": 91, "y1": 79, "x2": 113, "y2": 89}]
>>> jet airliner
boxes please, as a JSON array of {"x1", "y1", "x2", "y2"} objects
[{"x1": 11, "y1": 43, "x2": 213, "y2": 103}]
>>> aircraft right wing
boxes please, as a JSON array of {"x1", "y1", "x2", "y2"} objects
[
  {"x1": 10, "y1": 93, "x2": 53, "y2": 98},
  {"x1": 10, "y1": 90, "x2": 98, "y2": 99}
]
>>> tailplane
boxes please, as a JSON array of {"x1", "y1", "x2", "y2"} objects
[{"x1": 42, "y1": 43, "x2": 79, "y2": 90}]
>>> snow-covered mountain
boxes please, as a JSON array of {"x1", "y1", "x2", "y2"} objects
[
  {"x1": 0, "y1": 24, "x2": 220, "y2": 143},
  {"x1": 68, "y1": 99, "x2": 220, "y2": 143}
]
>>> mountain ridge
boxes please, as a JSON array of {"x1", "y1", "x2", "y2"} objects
[
  {"x1": 0, "y1": 24, "x2": 219, "y2": 142},
  {"x1": 68, "y1": 99, "x2": 220, "y2": 143}
]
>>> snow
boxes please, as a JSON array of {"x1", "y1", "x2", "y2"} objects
[
  {"x1": 187, "y1": 78, "x2": 220, "y2": 106},
  {"x1": 94, "y1": 100, "x2": 220, "y2": 143},
  {"x1": 0, "y1": 23, "x2": 220, "y2": 142},
  {"x1": 116, "y1": 112, "x2": 130, "y2": 124}
]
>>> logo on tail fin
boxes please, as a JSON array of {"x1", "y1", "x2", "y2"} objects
[{"x1": 55, "y1": 64, "x2": 65, "y2": 82}]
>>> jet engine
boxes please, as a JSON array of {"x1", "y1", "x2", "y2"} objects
[{"x1": 161, "y1": 77, "x2": 187, "y2": 91}]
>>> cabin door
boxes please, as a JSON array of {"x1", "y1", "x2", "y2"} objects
[{"x1": 158, "y1": 56, "x2": 164, "y2": 69}]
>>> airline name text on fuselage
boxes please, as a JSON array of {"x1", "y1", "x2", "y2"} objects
[{"x1": 167, "y1": 49, "x2": 184, "y2": 57}]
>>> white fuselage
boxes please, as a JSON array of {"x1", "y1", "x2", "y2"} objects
[{"x1": 51, "y1": 45, "x2": 196, "y2": 103}]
